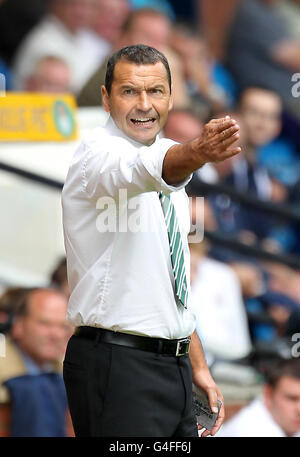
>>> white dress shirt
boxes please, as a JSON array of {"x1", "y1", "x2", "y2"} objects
[
  {"x1": 13, "y1": 15, "x2": 108, "y2": 93},
  {"x1": 62, "y1": 116, "x2": 196, "y2": 339},
  {"x1": 216, "y1": 396, "x2": 300, "y2": 437}
]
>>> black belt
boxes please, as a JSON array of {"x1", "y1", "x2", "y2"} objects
[{"x1": 74, "y1": 326, "x2": 191, "y2": 357}]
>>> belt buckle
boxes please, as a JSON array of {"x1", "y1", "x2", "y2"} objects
[{"x1": 176, "y1": 337, "x2": 190, "y2": 356}]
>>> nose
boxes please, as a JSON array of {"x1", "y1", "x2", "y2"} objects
[
  {"x1": 48, "y1": 323, "x2": 66, "y2": 341},
  {"x1": 137, "y1": 91, "x2": 152, "y2": 112}
]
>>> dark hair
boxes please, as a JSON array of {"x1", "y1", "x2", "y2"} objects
[
  {"x1": 14, "y1": 287, "x2": 65, "y2": 317},
  {"x1": 237, "y1": 85, "x2": 283, "y2": 108},
  {"x1": 51, "y1": 257, "x2": 67, "y2": 287},
  {"x1": 105, "y1": 44, "x2": 172, "y2": 95},
  {"x1": 13, "y1": 287, "x2": 40, "y2": 317},
  {"x1": 0, "y1": 287, "x2": 32, "y2": 314},
  {"x1": 264, "y1": 358, "x2": 300, "y2": 388}
]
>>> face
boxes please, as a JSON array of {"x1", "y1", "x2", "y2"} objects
[
  {"x1": 163, "y1": 111, "x2": 204, "y2": 143},
  {"x1": 265, "y1": 376, "x2": 300, "y2": 436},
  {"x1": 240, "y1": 89, "x2": 282, "y2": 147},
  {"x1": 102, "y1": 60, "x2": 173, "y2": 145},
  {"x1": 28, "y1": 59, "x2": 71, "y2": 93},
  {"x1": 127, "y1": 13, "x2": 171, "y2": 50},
  {"x1": 91, "y1": 0, "x2": 130, "y2": 43},
  {"x1": 12, "y1": 290, "x2": 71, "y2": 365},
  {"x1": 52, "y1": 0, "x2": 92, "y2": 33}
]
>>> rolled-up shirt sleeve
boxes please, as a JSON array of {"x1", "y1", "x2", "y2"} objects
[{"x1": 81, "y1": 134, "x2": 192, "y2": 200}]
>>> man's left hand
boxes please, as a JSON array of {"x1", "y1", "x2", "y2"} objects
[{"x1": 193, "y1": 369, "x2": 225, "y2": 437}]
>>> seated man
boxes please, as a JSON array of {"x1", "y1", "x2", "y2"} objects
[
  {"x1": 0, "y1": 287, "x2": 72, "y2": 436},
  {"x1": 12, "y1": 0, "x2": 100, "y2": 93},
  {"x1": 216, "y1": 357, "x2": 300, "y2": 437}
]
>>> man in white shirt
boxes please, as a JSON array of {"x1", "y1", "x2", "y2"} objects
[
  {"x1": 13, "y1": 0, "x2": 108, "y2": 93},
  {"x1": 61, "y1": 44, "x2": 241, "y2": 437},
  {"x1": 216, "y1": 358, "x2": 300, "y2": 437},
  {"x1": 189, "y1": 241, "x2": 252, "y2": 363}
]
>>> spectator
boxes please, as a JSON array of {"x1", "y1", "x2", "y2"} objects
[
  {"x1": 77, "y1": 8, "x2": 190, "y2": 108},
  {"x1": 79, "y1": 0, "x2": 131, "y2": 76},
  {"x1": 89, "y1": 0, "x2": 131, "y2": 46},
  {"x1": 170, "y1": 22, "x2": 237, "y2": 118},
  {"x1": 24, "y1": 56, "x2": 71, "y2": 93},
  {"x1": 12, "y1": 0, "x2": 103, "y2": 93},
  {"x1": 0, "y1": 287, "x2": 72, "y2": 436},
  {"x1": 216, "y1": 357, "x2": 300, "y2": 436},
  {"x1": 200, "y1": 89, "x2": 290, "y2": 249},
  {"x1": 238, "y1": 86, "x2": 282, "y2": 154},
  {"x1": 235, "y1": 87, "x2": 294, "y2": 250},
  {"x1": 0, "y1": 287, "x2": 30, "y2": 334},
  {"x1": 189, "y1": 241, "x2": 253, "y2": 364},
  {"x1": 225, "y1": 0, "x2": 300, "y2": 122}
]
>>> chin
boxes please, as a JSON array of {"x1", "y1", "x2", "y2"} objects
[{"x1": 131, "y1": 133, "x2": 155, "y2": 145}]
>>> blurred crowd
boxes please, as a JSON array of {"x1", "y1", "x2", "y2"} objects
[{"x1": 0, "y1": 0, "x2": 300, "y2": 437}]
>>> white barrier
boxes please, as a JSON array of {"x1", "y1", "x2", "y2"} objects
[{"x1": 0, "y1": 107, "x2": 108, "y2": 288}]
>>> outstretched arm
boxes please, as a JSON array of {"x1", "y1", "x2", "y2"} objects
[{"x1": 162, "y1": 116, "x2": 240, "y2": 185}]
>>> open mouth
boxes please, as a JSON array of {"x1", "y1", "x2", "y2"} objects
[{"x1": 130, "y1": 117, "x2": 156, "y2": 126}]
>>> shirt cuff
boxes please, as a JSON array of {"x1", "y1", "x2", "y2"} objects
[{"x1": 139, "y1": 137, "x2": 193, "y2": 194}]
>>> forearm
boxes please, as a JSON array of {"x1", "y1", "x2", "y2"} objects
[
  {"x1": 189, "y1": 330, "x2": 225, "y2": 425},
  {"x1": 189, "y1": 330, "x2": 210, "y2": 377},
  {"x1": 162, "y1": 140, "x2": 205, "y2": 185}
]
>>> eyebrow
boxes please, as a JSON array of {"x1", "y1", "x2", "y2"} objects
[{"x1": 119, "y1": 84, "x2": 166, "y2": 91}]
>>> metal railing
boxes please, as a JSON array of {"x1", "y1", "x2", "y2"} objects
[{"x1": 1, "y1": 160, "x2": 300, "y2": 269}]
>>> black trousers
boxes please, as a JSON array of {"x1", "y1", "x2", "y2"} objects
[{"x1": 63, "y1": 333, "x2": 198, "y2": 437}]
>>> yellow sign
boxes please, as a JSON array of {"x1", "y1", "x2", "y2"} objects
[{"x1": 0, "y1": 93, "x2": 78, "y2": 142}]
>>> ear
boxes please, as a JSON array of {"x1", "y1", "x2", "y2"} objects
[
  {"x1": 101, "y1": 85, "x2": 110, "y2": 113},
  {"x1": 11, "y1": 317, "x2": 23, "y2": 341}
]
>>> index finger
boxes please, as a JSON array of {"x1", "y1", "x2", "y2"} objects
[{"x1": 209, "y1": 116, "x2": 237, "y2": 134}]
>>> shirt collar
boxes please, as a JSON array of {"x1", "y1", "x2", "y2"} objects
[{"x1": 18, "y1": 347, "x2": 55, "y2": 375}]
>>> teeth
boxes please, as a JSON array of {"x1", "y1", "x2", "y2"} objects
[{"x1": 132, "y1": 118, "x2": 154, "y2": 122}]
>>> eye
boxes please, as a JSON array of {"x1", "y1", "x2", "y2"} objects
[
  {"x1": 123, "y1": 88, "x2": 134, "y2": 95},
  {"x1": 150, "y1": 88, "x2": 162, "y2": 94}
]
